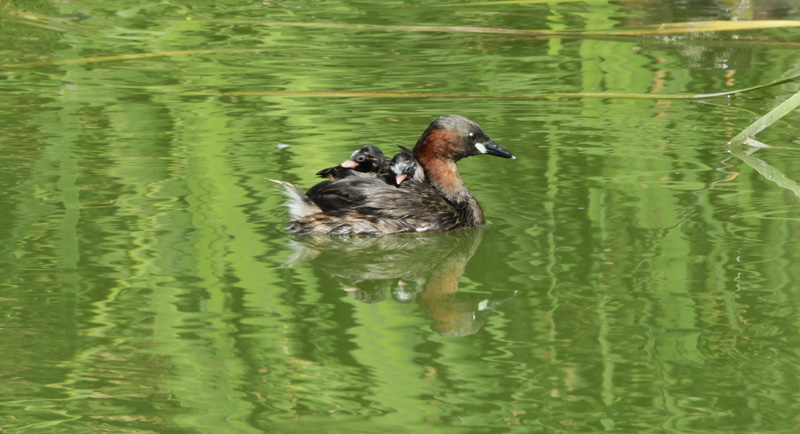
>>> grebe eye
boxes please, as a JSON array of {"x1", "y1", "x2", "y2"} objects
[{"x1": 468, "y1": 132, "x2": 476, "y2": 142}]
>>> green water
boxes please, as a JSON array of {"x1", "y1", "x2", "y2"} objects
[{"x1": 2, "y1": 1, "x2": 800, "y2": 433}]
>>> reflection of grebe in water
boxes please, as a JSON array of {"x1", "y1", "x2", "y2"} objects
[{"x1": 286, "y1": 229, "x2": 516, "y2": 337}]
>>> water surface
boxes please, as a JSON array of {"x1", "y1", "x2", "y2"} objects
[{"x1": 2, "y1": 1, "x2": 800, "y2": 433}]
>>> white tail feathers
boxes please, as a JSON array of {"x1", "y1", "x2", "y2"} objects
[{"x1": 268, "y1": 179, "x2": 321, "y2": 220}]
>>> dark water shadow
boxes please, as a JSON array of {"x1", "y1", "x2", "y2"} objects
[{"x1": 286, "y1": 229, "x2": 516, "y2": 337}]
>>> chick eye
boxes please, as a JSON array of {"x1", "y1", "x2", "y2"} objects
[{"x1": 357, "y1": 156, "x2": 366, "y2": 162}]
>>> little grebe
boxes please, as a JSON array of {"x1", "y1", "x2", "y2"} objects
[
  {"x1": 272, "y1": 115, "x2": 514, "y2": 235},
  {"x1": 316, "y1": 145, "x2": 387, "y2": 180},
  {"x1": 387, "y1": 145, "x2": 424, "y2": 186}
]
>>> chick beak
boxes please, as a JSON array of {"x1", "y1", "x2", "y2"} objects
[
  {"x1": 395, "y1": 174, "x2": 408, "y2": 186},
  {"x1": 340, "y1": 159, "x2": 359, "y2": 168}
]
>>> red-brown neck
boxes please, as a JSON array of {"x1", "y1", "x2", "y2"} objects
[
  {"x1": 420, "y1": 156, "x2": 466, "y2": 201},
  {"x1": 414, "y1": 130, "x2": 469, "y2": 202}
]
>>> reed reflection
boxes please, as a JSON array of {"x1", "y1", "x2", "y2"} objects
[{"x1": 287, "y1": 229, "x2": 516, "y2": 337}]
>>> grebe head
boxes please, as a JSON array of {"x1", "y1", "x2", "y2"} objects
[
  {"x1": 340, "y1": 145, "x2": 387, "y2": 172},
  {"x1": 388, "y1": 145, "x2": 422, "y2": 186},
  {"x1": 413, "y1": 115, "x2": 515, "y2": 162}
]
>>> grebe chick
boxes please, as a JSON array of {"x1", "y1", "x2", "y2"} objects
[
  {"x1": 316, "y1": 145, "x2": 387, "y2": 180},
  {"x1": 387, "y1": 145, "x2": 424, "y2": 187}
]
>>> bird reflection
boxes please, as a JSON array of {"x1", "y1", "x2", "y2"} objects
[{"x1": 286, "y1": 229, "x2": 516, "y2": 337}]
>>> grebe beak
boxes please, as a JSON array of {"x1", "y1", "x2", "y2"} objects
[
  {"x1": 340, "y1": 159, "x2": 359, "y2": 168},
  {"x1": 395, "y1": 174, "x2": 408, "y2": 186},
  {"x1": 478, "y1": 140, "x2": 515, "y2": 159}
]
